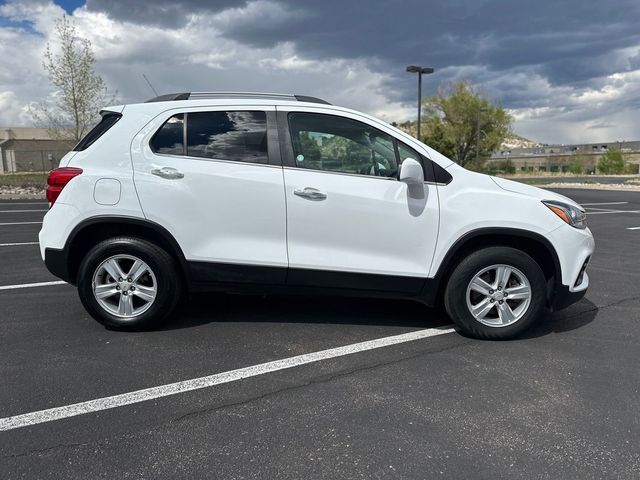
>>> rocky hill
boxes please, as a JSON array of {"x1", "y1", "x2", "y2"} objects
[{"x1": 500, "y1": 133, "x2": 542, "y2": 150}]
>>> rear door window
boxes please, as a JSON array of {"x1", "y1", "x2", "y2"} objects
[{"x1": 186, "y1": 111, "x2": 269, "y2": 164}]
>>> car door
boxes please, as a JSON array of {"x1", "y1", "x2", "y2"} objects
[
  {"x1": 131, "y1": 106, "x2": 288, "y2": 285},
  {"x1": 278, "y1": 107, "x2": 440, "y2": 293}
]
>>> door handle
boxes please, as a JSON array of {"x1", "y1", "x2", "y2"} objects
[
  {"x1": 151, "y1": 167, "x2": 184, "y2": 180},
  {"x1": 294, "y1": 187, "x2": 327, "y2": 201}
]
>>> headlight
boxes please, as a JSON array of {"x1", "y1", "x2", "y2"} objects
[{"x1": 543, "y1": 200, "x2": 587, "y2": 229}]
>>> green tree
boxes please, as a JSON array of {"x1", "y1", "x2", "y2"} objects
[
  {"x1": 597, "y1": 149, "x2": 625, "y2": 174},
  {"x1": 31, "y1": 15, "x2": 114, "y2": 145},
  {"x1": 421, "y1": 82, "x2": 512, "y2": 168}
]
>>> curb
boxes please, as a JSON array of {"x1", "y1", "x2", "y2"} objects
[{"x1": 0, "y1": 194, "x2": 46, "y2": 200}]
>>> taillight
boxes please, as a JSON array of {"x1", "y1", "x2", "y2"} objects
[{"x1": 46, "y1": 167, "x2": 83, "y2": 206}]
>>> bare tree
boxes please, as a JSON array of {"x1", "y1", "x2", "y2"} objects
[{"x1": 31, "y1": 15, "x2": 115, "y2": 145}]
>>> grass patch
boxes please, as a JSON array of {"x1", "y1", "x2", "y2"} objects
[{"x1": 0, "y1": 173, "x2": 48, "y2": 188}]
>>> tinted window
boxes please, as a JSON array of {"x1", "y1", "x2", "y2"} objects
[
  {"x1": 288, "y1": 113, "x2": 398, "y2": 178},
  {"x1": 73, "y1": 112, "x2": 121, "y2": 151},
  {"x1": 186, "y1": 111, "x2": 268, "y2": 164},
  {"x1": 150, "y1": 114, "x2": 184, "y2": 155}
]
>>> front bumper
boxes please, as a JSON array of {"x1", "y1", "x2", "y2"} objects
[
  {"x1": 545, "y1": 223, "x2": 594, "y2": 310},
  {"x1": 550, "y1": 273, "x2": 589, "y2": 311}
]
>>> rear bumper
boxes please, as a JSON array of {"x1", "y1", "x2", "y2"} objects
[{"x1": 44, "y1": 247, "x2": 73, "y2": 285}]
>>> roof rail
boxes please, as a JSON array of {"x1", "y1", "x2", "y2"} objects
[{"x1": 145, "y1": 92, "x2": 331, "y2": 105}]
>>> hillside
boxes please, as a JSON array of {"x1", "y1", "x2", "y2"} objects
[
  {"x1": 500, "y1": 133, "x2": 542, "y2": 150},
  {"x1": 392, "y1": 121, "x2": 540, "y2": 151}
]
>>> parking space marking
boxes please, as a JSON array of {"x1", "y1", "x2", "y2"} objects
[
  {"x1": 0, "y1": 221, "x2": 43, "y2": 226},
  {"x1": 627, "y1": 227, "x2": 640, "y2": 230},
  {"x1": 0, "y1": 242, "x2": 39, "y2": 247},
  {"x1": 0, "y1": 326, "x2": 455, "y2": 432},
  {"x1": 585, "y1": 209, "x2": 640, "y2": 215},
  {"x1": 0, "y1": 202, "x2": 47, "y2": 205},
  {"x1": 0, "y1": 209, "x2": 47, "y2": 213},
  {"x1": 0, "y1": 281, "x2": 66, "y2": 291},
  {"x1": 581, "y1": 202, "x2": 628, "y2": 206}
]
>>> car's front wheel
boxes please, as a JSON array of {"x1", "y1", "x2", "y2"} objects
[
  {"x1": 444, "y1": 246, "x2": 547, "y2": 340},
  {"x1": 77, "y1": 237, "x2": 182, "y2": 330}
]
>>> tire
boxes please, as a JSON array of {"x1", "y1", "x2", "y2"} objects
[
  {"x1": 77, "y1": 236, "x2": 183, "y2": 330},
  {"x1": 444, "y1": 246, "x2": 546, "y2": 340}
]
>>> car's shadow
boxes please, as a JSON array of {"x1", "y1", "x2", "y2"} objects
[
  {"x1": 158, "y1": 293, "x2": 450, "y2": 330},
  {"x1": 516, "y1": 298, "x2": 599, "y2": 339},
  {"x1": 155, "y1": 293, "x2": 599, "y2": 338}
]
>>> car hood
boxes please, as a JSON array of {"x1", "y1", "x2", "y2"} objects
[{"x1": 490, "y1": 176, "x2": 583, "y2": 210}]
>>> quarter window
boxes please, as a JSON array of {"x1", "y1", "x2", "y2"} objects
[
  {"x1": 397, "y1": 142, "x2": 422, "y2": 165},
  {"x1": 288, "y1": 113, "x2": 398, "y2": 178},
  {"x1": 186, "y1": 111, "x2": 268, "y2": 164},
  {"x1": 150, "y1": 114, "x2": 184, "y2": 155}
]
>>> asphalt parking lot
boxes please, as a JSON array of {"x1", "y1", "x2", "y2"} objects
[{"x1": 0, "y1": 189, "x2": 639, "y2": 479}]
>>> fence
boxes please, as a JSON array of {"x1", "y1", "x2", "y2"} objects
[{"x1": 0, "y1": 150, "x2": 70, "y2": 174}]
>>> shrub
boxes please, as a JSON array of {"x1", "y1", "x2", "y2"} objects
[
  {"x1": 568, "y1": 157, "x2": 585, "y2": 174},
  {"x1": 485, "y1": 159, "x2": 515, "y2": 175},
  {"x1": 598, "y1": 149, "x2": 625, "y2": 174}
]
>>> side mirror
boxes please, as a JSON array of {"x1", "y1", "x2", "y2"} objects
[{"x1": 399, "y1": 158, "x2": 423, "y2": 184}]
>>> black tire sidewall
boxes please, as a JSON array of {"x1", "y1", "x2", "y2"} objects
[
  {"x1": 444, "y1": 247, "x2": 547, "y2": 340},
  {"x1": 77, "y1": 237, "x2": 181, "y2": 330}
]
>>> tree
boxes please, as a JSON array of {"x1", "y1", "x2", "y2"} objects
[
  {"x1": 31, "y1": 15, "x2": 114, "y2": 145},
  {"x1": 597, "y1": 149, "x2": 625, "y2": 174},
  {"x1": 421, "y1": 82, "x2": 512, "y2": 168}
]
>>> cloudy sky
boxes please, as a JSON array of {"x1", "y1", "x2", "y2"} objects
[{"x1": 1, "y1": 0, "x2": 639, "y2": 144}]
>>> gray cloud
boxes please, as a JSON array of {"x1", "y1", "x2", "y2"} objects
[
  {"x1": 84, "y1": 0, "x2": 246, "y2": 28},
  {"x1": 2, "y1": 0, "x2": 640, "y2": 143},
  {"x1": 82, "y1": 0, "x2": 640, "y2": 120}
]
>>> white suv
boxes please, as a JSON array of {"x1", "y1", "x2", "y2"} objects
[{"x1": 39, "y1": 92, "x2": 594, "y2": 339}]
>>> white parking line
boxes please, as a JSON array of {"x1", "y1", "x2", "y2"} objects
[
  {"x1": 0, "y1": 221, "x2": 43, "y2": 226},
  {"x1": 0, "y1": 209, "x2": 47, "y2": 213},
  {"x1": 0, "y1": 242, "x2": 39, "y2": 247},
  {"x1": 581, "y1": 202, "x2": 629, "y2": 206},
  {"x1": 627, "y1": 227, "x2": 640, "y2": 230},
  {"x1": 0, "y1": 326, "x2": 455, "y2": 431},
  {"x1": 0, "y1": 280, "x2": 67, "y2": 291},
  {"x1": 585, "y1": 210, "x2": 640, "y2": 215},
  {"x1": 0, "y1": 202, "x2": 47, "y2": 206}
]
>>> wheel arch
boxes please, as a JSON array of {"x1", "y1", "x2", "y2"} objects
[
  {"x1": 62, "y1": 216, "x2": 189, "y2": 286},
  {"x1": 423, "y1": 228, "x2": 562, "y2": 307}
]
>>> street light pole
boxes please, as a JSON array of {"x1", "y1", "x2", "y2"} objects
[
  {"x1": 476, "y1": 107, "x2": 488, "y2": 164},
  {"x1": 406, "y1": 65, "x2": 434, "y2": 141}
]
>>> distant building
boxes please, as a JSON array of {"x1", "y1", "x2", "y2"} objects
[
  {"x1": 0, "y1": 128, "x2": 72, "y2": 173},
  {"x1": 489, "y1": 140, "x2": 640, "y2": 174}
]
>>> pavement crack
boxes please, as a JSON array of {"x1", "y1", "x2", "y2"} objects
[
  {"x1": 3, "y1": 442, "x2": 88, "y2": 460},
  {"x1": 564, "y1": 295, "x2": 639, "y2": 320},
  {"x1": 170, "y1": 339, "x2": 471, "y2": 425}
]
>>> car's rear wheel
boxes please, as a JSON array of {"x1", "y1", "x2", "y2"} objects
[
  {"x1": 77, "y1": 237, "x2": 182, "y2": 330},
  {"x1": 444, "y1": 246, "x2": 546, "y2": 340}
]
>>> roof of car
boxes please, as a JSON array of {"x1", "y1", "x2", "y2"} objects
[{"x1": 144, "y1": 92, "x2": 331, "y2": 105}]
